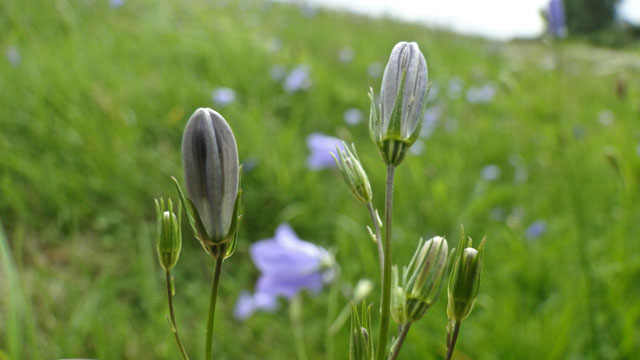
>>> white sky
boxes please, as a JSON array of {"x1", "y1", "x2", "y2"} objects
[{"x1": 287, "y1": 0, "x2": 640, "y2": 39}]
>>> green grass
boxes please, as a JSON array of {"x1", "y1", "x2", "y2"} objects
[{"x1": 1, "y1": 0, "x2": 640, "y2": 359}]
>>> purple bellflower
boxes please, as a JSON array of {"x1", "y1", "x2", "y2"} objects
[
  {"x1": 466, "y1": 83, "x2": 496, "y2": 104},
  {"x1": 234, "y1": 224, "x2": 334, "y2": 320},
  {"x1": 339, "y1": 46, "x2": 355, "y2": 64},
  {"x1": 526, "y1": 219, "x2": 548, "y2": 240},
  {"x1": 284, "y1": 64, "x2": 311, "y2": 93},
  {"x1": 306, "y1": 133, "x2": 345, "y2": 170},
  {"x1": 344, "y1": 108, "x2": 364, "y2": 126},
  {"x1": 211, "y1": 87, "x2": 236, "y2": 107},
  {"x1": 548, "y1": 0, "x2": 567, "y2": 38}
]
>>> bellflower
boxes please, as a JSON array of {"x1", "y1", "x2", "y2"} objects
[
  {"x1": 344, "y1": 108, "x2": 363, "y2": 126},
  {"x1": 548, "y1": 0, "x2": 567, "y2": 38},
  {"x1": 332, "y1": 142, "x2": 373, "y2": 205},
  {"x1": 175, "y1": 108, "x2": 241, "y2": 256},
  {"x1": 339, "y1": 46, "x2": 355, "y2": 64},
  {"x1": 234, "y1": 291, "x2": 278, "y2": 320},
  {"x1": 211, "y1": 87, "x2": 236, "y2": 107},
  {"x1": 252, "y1": 223, "x2": 334, "y2": 298},
  {"x1": 525, "y1": 219, "x2": 548, "y2": 240},
  {"x1": 5, "y1": 46, "x2": 20, "y2": 67},
  {"x1": 155, "y1": 198, "x2": 182, "y2": 272},
  {"x1": 370, "y1": 41, "x2": 428, "y2": 166},
  {"x1": 306, "y1": 133, "x2": 344, "y2": 170},
  {"x1": 284, "y1": 64, "x2": 311, "y2": 93},
  {"x1": 447, "y1": 227, "x2": 485, "y2": 322}
]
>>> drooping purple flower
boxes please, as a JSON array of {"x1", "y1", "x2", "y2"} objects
[
  {"x1": 525, "y1": 219, "x2": 548, "y2": 240},
  {"x1": 211, "y1": 87, "x2": 236, "y2": 107},
  {"x1": 338, "y1": 46, "x2": 355, "y2": 64},
  {"x1": 548, "y1": 0, "x2": 566, "y2": 38},
  {"x1": 109, "y1": 0, "x2": 125, "y2": 8},
  {"x1": 447, "y1": 77, "x2": 464, "y2": 99},
  {"x1": 284, "y1": 64, "x2": 311, "y2": 93},
  {"x1": 5, "y1": 46, "x2": 20, "y2": 66},
  {"x1": 251, "y1": 223, "x2": 334, "y2": 298},
  {"x1": 368, "y1": 62, "x2": 383, "y2": 78},
  {"x1": 420, "y1": 105, "x2": 441, "y2": 138},
  {"x1": 481, "y1": 164, "x2": 501, "y2": 181},
  {"x1": 466, "y1": 83, "x2": 496, "y2": 104},
  {"x1": 234, "y1": 291, "x2": 278, "y2": 320},
  {"x1": 306, "y1": 133, "x2": 344, "y2": 170},
  {"x1": 343, "y1": 108, "x2": 363, "y2": 126}
]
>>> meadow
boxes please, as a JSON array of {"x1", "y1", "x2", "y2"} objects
[{"x1": 1, "y1": 0, "x2": 640, "y2": 359}]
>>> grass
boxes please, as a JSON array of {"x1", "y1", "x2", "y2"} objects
[{"x1": 1, "y1": 0, "x2": 640, "y2": 359}]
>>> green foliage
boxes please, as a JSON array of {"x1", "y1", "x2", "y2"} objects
[
  {"x1": 1, "y1": 0, "x2": 640, "y2": 359},
  {"x1": 565, "y1": 0, "x2": 620, "y2": 34}
]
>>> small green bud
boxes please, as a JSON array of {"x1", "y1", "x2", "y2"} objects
[
  {"x1": 370, "y1": 42, "x2": 428, "y2": 166},
  {"x1": 391, "y1": 237, "x2": 449, "y2": 324},
  {"x1": 447, "y1": 225, "x2": 485, "y2": 322},
  {"x1": 404, "y1": 236, "x2": 449, "y2": 321},
  {"x1": 332, "y1": 142, "x2": 373, "y2": 205},
  {"x1": 350, "y1": 301, "x2": 374, "y2": 360},
  {"x1": 155, "y1": 198, "x2": 182, "y2": 271}
]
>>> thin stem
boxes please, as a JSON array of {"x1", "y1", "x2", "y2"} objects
[
  {"x1": 445, "y1": 321, "x2": 461, "y2": 360},
  {"x1": 205, "y1": 257, "x2": 224, "y2": 360},
  {"x1": 376, "y1": 164, "x2": 395, "y2": 360},
  {"x1": 367, "y1": 202, "x2": 384, "y2": 281},
  {"x1": 165, "y1": 271, "x2": 190, "y2": 360},
  {"x1": 290, "y1": 295, "x2": 309, "y2": 360},
  {"x1": 389, "y1": 322, "x2": 412, "y2": 360}
]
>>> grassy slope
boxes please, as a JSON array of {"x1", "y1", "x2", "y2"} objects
[{"x1": 1, "y1": 0, "x2": 639, "y2": 359}]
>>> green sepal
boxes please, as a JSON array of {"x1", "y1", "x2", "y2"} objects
[{"x1": 171, "y1": 176, "x2": 212, "y2": 248}]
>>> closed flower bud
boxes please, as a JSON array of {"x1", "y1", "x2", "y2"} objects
[
  {"x1": 370, "y1": 42, "x2": 428, "y2": 166},
  {"x1": 447, "y1": 226, "x2": 485, "y2": 322},
  {"x1": 180, "y1": 108, "x2": 240, "y2": 246},
  {"x1": 350, "y1": 301, "x2": 374, "y2": 360},
  {"x1": 155, "y1": 198, "x2": 182, "y2": 271},
  {"x1": 404, "y1": 236, "x2": 448, "y2": 321},
  {"x1": 332, "y1": 142, "x2": 373, "y2": 205}
]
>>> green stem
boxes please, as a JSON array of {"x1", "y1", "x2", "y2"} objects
[
  {"x1": 165, "y1": 271, "x2": 190, "y2": 360},
  {"x1": 445, "y1": 321, "x2": 461, "y2": 360},
  {"x1": 205, "y1": 256, "x2": 224, "y2": 360},
  {"x1": 389, "y1": 322, "x2": 411, "y2": 360},
  {"x1": 367, "y1": 202, "x2": 384, "y2": 281},
  {"x1": 376, "y1": 164, "x2": 395, "y2": 360},
  {"x1": 290, "y1": 295, "x2": 309, "y2": 360}
]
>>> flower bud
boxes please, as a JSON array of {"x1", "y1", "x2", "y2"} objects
[
  {"x1": 447, "y1": 226, "x2": 485, "y2": 322},
  {"x1": 180, "y1": 108, "x2": 240, "y2": 245},
  {"x1": 155, "y1": 198, "x2": 182, "y2": 271},
  {"x1": 332, "y1": 142, "x2": 373, "y2": 205},
  {"x1": 350, "y1": 301, "x2": 374, "y2": 360},
  {"x1": 404, "y1": 236, "x2": 448, "y2": 321},
  {"x1": 370, "y1": 41, "x2": 428, "y2": 166}
]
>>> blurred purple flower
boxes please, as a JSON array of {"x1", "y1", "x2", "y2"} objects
[
  {"x1": 306, "y1": 133, "x2": 344, "y2": 169},
  {"x1": 252, "y1": 223, "x2": 334, "y2": 298},
  {"x1": 284, "y1": 64, "x2": 311, "y2": 93},
  {"x1": 548, "y1": 0, "x2": 567, "y2": 38},
  {"x1": 598, "y1": 110, "x2": 614, "y2": 126},
  {"x1": 338, "y1": 46, "x2": 355, "y2": 64},
  {"x1": 420, "y1": 105, "x2": 442, "y2": 138},
  {"x1": 481, "y1": 164, "x2": 501, "y2": 181},
  {"x1": 572, "y1": 125, "x2": 585, "y2": 140},
  {"x1": 637, "y1": 143, "x2": 640, "y2": 157},
  {"x1": 466, "y1": 83, "x2": 496, "y2": 104},
  {"x1": 368, "y1": 62, "x2": 382, "y2": 78},
  {"x1": 211, "y1": 87, "x2": 236, "y2": 107},
  {"x1": 234, "y1": 291, "x2": 278, "y2": 320},
  {"x1": 5, "y1": 46, "x2": 20, "y2": 66},
  {"x1": 343, "y1": 108, "x2": 363, "y2": 126},
  {"x1": 109, "y1": 0, "x2": 125, "y2": 8},
  {"x1": 525, "y1": 219, "x2": 548, "y2": 240},
  {"x1": 270, "y1": 64, "x2": 287, "y2": 80},
  {"x1": 447, "y1": 77, "x2": 464, "y2": 99}
]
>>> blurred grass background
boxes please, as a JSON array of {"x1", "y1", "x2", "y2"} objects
[{"x1": 1, "y1": 0, "x2": 640, "y2": 359}]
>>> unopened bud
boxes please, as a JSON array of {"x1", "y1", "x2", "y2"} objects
[
  {"x1": 332, "y1": 142, "x2": 373, "y2": 205},
  {"x1": 155, "y1": 198, "x2": 182, "y2": 271},
  {"x1": 447, "y1": 225, "x2": 485, "y2": 322}
]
